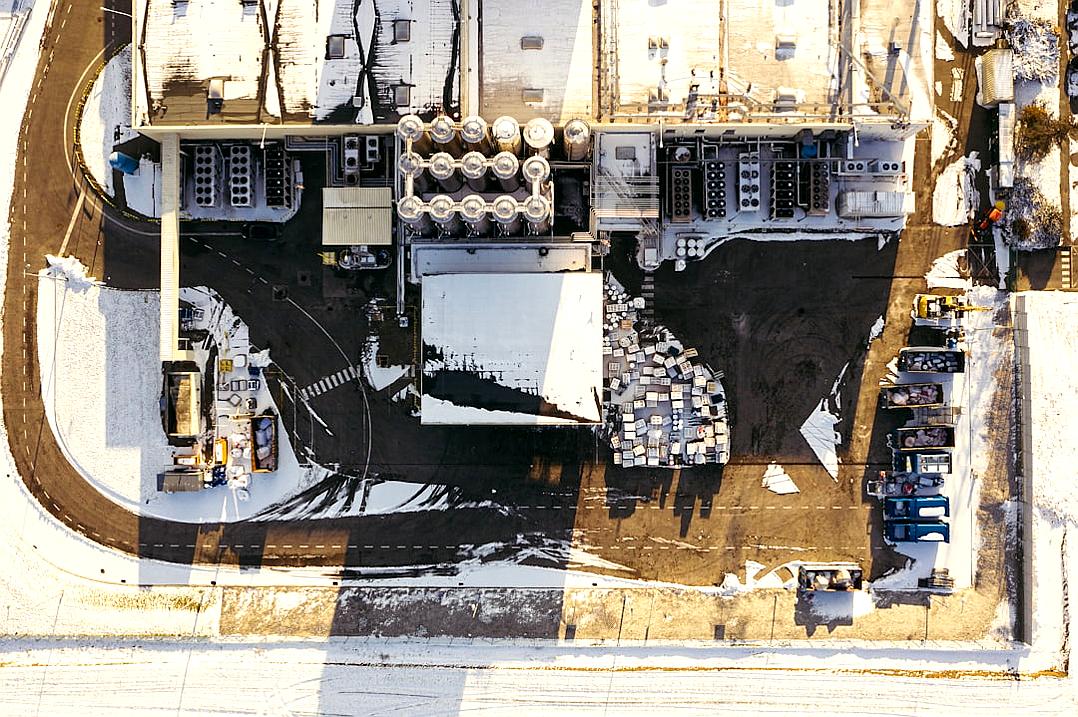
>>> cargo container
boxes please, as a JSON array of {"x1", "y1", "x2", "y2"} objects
[
  {"x1": 892, "y1": 425, "x2": 956, "y2": 450},
  {"x1": 884, "y1": 520, "x2": 950, "y2": 543},
  {"x1": 883, "y1": 495, "x2": 950, "y2": 520},
  {"x1": 898, "y1": 347, "x2": 965, "y2": 373},
  {"x1": 878, "y1": 382, "x2": 945, "y2": 409}
]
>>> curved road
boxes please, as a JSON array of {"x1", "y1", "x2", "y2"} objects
[{"x1": 2, "y1": 0, "x2": 586, "y2": 575}]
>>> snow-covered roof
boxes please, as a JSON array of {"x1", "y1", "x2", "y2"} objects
[
  {"x1": 138, "y1": 0, "x2": 459, "y2": 125},
  {"x1": 478, "y1": 0, "x2": 593, "y2": 121},
  {"x1": 420, "y1": 272, "x2": 603, "y2": 425}
]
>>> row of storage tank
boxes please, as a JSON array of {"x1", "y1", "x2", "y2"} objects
[
  {"x1": 394, "y1": 114, "x2": 591, "y2": 237},
  {"x1": 396, "y1": 114, "x2": 591, "y2": 160}
]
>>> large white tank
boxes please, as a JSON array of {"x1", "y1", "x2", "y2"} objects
[
  {"x1": 396, "y1": 114, "x2": 430, "y2": 154},
  {"x1": 459, "y1": 115, "x2": 491, "y2": 153},
  {"x1": 397, "y1": 195, "x2": 433, "y2": 234},
  {"x1": 491, "y1": 195, "x2": 522, "y2": 235},
  {"x1": 459, "y1": 151, "x2": 489, "y2": 192},
  {"x1": 428, "y1": 194, "x2": 463, "y2": 235},
  {"x1": 491, "y1": 115, "x2": 522, "y2": 156},
  {"x1": 562, "y1": 118, "x2": 591, "y2": 161},
  {"x1": 427, "y1": 151, "x2": 462, "y2": 193},
  {"x1": 521, "y1": 155, "x2": 551, "y2": 186},
  {"x1": 428, "y1": 115, "x2": 461, "y2": 155},
  {"x1": 523, "y1": 117, "x2": 555, "y2": 157},
  {"x1": 490, "y1": 151, "x2": 521, "y2": 192},
  {"x1": 522, "y1": 195, "x2": 552, "y2": 234},
  {"x1": 459, "y1": 194, "x2": 492, "y2": 235}
]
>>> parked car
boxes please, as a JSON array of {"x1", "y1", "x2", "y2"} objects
[
  {"x1": 884, "y1": 520, "x2": 950, "y2": 543},
  {"x1": 243, "y1": 223, "x2": 281, "y2": 241},
  {"x1": 883, "y1": 495, "x2": 950, "y2": 521}
]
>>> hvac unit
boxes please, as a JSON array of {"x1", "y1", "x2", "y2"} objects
[
  {"x1": 869, "y1": 159, "x2": 905, "y2": 176},
  {"x1": 668, "y1": 166, "x2": 693, "y2": 223},
  {"x1": 770, "y1": 159, "x2": 796, "y2": 219},
  {"x1": 807, "y1": 160, "x2": 830, "y2": 215},
  {"x1": 737, "y1": 153, "x2": 761, "y2": 212},
  {"x1": 839, "y1": 160, "x2": 868, "y2": 174},
  {"x1": 192, "y1": 144, "x2": 219, "y2": 208},
  {"x1": 701, "y1": 161, "x2": 727, "y2": 219},
  {"x1": 228, "y1": 145, "x2": 253, "y2": 208},
  {"x1": 364, "y1": 135, "x2": 381, "y2": 164},
  {"x1": 263, "y1": 143, "x2": 290, "y2": 208}
]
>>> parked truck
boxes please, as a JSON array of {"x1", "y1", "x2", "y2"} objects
[
  {"x1": 893, "y1": 450, "x2": 952, "y2": 475},
  {"x1": 892, "y1": 425, "x2": 956, "y2": 450},
  {"x1": 898, "y1": 347, "x2": 965, "y2": 373},
  {"x1": 884, "y1": 520, "x2": 950, "y2": 543},
  {"x1": 878, "y1": 382, "x2": 945, "y2": 409},
  {"x1": 797, "y1": 562, "x2": 864, "y2": 592},
  {"x1": 883, "y1": 495, "x2": 950, "y2": 520},
  {"x1": 250, "y1": 413, "x2": 278, "y2": 473}
]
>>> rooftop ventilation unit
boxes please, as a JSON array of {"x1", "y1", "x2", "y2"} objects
[
  {"x1": 737, "y1": 153, "x2": 761, "y2": 213},
  {"x1": 192, "y1": 144, "x2": 219, "y2": 208},
  {"x1": 228, "y1": 145, "x2": 253, "y2": 208},
  {"x1": 701, "y1": 161, "x2": 727, "y2": 219}
]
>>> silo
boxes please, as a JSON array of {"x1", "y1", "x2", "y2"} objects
[
  {"x1": 522, "y1": 195, "x2": 552, "y2": 234},
  {"x1": 397, "y1": 151, "x2": 431, "y2": 194},
  {"x1": 491, "y1": 115, "x2": 522, "y2": 156},
  {"x1": 562, "y1": 118, "x2": 591, "y2": 161},
  {"x1": 428, "y1": 194, "x2": 462, "y2": 235},
  {"x1": 459, "y1": 151, "x2": 489, "y2": 192},
  {"x1": 492, "y1": 195, "x2": 522, "y2": 235},
  {"x1": 428, "y1": 115, "x2": 461, "y2": 155},
  {"x1": 459, "y1": 115, "x2": 491, "y2": 153},
  {"x1": 427, "y1": 151, "x2": 463, "y2": 193},
  {"x1": 397, "y1": 195, "x2": 433, "y2": 235},
  {"x1": 490, "y1": 151, "x2": 521, "y2": 192},
  {"x1": 459, "y1": 194, "x2": 492, "y2": 236},
  {"x1": 523, "y1": 118, "x2": 555, "y2": 157},
  {"x1": 521, "y1": 155, "x2": 551, "y2": 187},
  {"x1": 396, "y1": 114, "x2": 430, "y2": 155}
]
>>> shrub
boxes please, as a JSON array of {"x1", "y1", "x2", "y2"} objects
[{"x1": 1015, "y1": 103, "x2": 1070, "y2": 161}]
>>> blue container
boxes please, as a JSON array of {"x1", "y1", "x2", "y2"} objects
[{"x1": 108, "y1": 151, "x2": 140, "y2": 175}]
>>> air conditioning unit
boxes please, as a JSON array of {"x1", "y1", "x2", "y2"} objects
[{"x1": 869, "y1": 159, "x2": 905, "y2": 176}]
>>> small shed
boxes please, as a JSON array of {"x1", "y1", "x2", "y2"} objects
[
  {"x1": 321, "y1": 187, "x2": 393, "y2": 246},
  {"x1": 977, "y1": 48, "x2": 1014, "y2": 107}
]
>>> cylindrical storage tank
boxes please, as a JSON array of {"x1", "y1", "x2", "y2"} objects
[
  {"x1": 562, "y1": 118, "x2": 591, "y2": 161},
  {"x1": 396, "y1": 114, "x2": 431, "y2": 155},
  {"x1": 523, "y1": 118, "x2": 555, "y2": 156},
  {"x1": 491, "y1": 115, "x2": 522, "y2": 156},
  {"x1": 459, "y1": 151, "x2": 489, "y2": 192},
  {"x1": 459, "y1": 115, "x2": 491, "y2": 153},
  {"x1": 427, "y1": 151, "x2": 462, "y2": 193},
  {"x1": 428, "y1": 115, "x2": 461, "y2": 155},
  {"x1": 490, "y1": 151, "x2": 521, "y2": 192},
  {"x1": 521, "y1": 155, "x2": 551, "y2": 188},
  {"x1": 428, "y1": 194, "x2": 462, "y2": 235},
  {"x1": 397, "y1": 151, "x2": 431, "y2": 194},
  {"x1": 459, "y1": 194, "x2": 492, "y2": 236},
  {"x1": 522, "y1": 195, "x2": 552, "y2": 234},
  {"x1": 491, "y1": 195, "x2": 522, "y2": 235},
  {"x1": 397, "y1": 196, "x2": 433, "y2": 235}
]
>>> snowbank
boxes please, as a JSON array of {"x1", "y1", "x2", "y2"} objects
[
  {"x1": 935, "y1": 30, "x2": 955, "y2": 61},
  {"x1": 122, "y1": 157, "x2": 161, "y2": 218},
  {"x1": 937, "y1": 0, "x2": 969, "y2": 47},
  {"x1": 761, "y1": 463, "x2": 799, "y2": 495},
  {"x1": 79, "y1": 45, "x2": 134, "y2": 196},
  {"x1": 932, "y1": 152, "x2": 980, "y2": 226},
  {"x1": 362, "y1": 335, "x2": 409, "y2": 391},
  {"x1": 925, "y1": 249, "x2": 971, "y2": 290},
  {"x1": 799, "y1": 362, "x2": 848, "y2": 481}
]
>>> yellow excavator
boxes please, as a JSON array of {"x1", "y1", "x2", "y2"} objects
[{"x1": 913, "y1": 294, "x2": 991, "y2": 322}]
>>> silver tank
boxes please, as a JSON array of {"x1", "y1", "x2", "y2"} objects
[
  {"x1": 397, "y1": 195, "x2": 433, "y2": 235},
  {"x1": 459, "y1": 194, "x2": 492, "y2": 236},
  {"x1": 428, "y1": 194, "x2": 462, "y2": 235},
  {"x1": 396, "y1": 114, "x2": 430, "y2": 154},
  {"x1": 397, "y1": 151, "x2": 431, "y2": 194},
  {"x1": 428, "y1": 115, "x2": 461, "y2": 155},
  {"x1": 427, "y1": 151, "x2": 462, "y2": 193},
  {"x1": 521, "y1": 155, "x2": 551, "y2": 186},
  {"x1": 523, "y1": 117, "x2": 555, "y2": 157},
  {"x1": 491, "y1": 195, "x2": 522, "y2": 235},
  {"x1": 459, "y1": 115, "x2": 491, "y2": 153},
  {"x1": 562, "y1": 118, "x2": 591, "y2": 161},
  {"x1": 490, "y1": 151, "x2": 521, "y2": 192},
  {"x1": 522, "y1": 195, "x2": 552, "y2": 234},
  {"x1": 459, "y1": 151, "x2": 489, "y2": 192},
  {"x1": 491, "y1": 115, "x2": 522, "y2": 156}
]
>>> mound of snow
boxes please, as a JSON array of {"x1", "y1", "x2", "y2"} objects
[
  {"x1": 45, "y1": 254, "x2": 96, "y2": 290},
  {"x1": 762, "y1": 463, "x2": 799, "y2": 495},
  {"x1": 925, "y1": 249, "x2": 971, "y2": 290}
]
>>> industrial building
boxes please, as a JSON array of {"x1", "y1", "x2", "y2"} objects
[{"x1": 126, "y1": 0, "x2": 932, "y2": 447}]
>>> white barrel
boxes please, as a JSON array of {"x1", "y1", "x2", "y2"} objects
[
  {"x1": 491, "y1": 115, "x2": 522, "y2": 156},
  {"x1": 490, "y1": 151, "x2": 521, "y2": 192},
  {"x1": 492, "y1": 195, "x2": 522, "y2": 235},
  {"x1": 428, "y1": 152, "x2": 462, "y2": 193},
  {"x1": 562, "y1": 118, "x2": 591, "y2": 160},
  {"x1": 523, "y1": 117, "x2": 555, "y2": 156},
  {"x1": 459, "y1": 115, "x2": 491, "y2": 153}
]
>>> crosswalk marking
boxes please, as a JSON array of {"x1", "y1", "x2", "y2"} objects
[{"x1": 299, "y1": 365, "x2": 361, "y2": 401}]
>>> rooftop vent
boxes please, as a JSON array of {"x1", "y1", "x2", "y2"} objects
[{"x1": 520, "y1": 35, "x2": 544, "y2": 50}]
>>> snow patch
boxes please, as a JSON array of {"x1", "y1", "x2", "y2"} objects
[
  {"x1": 925, "y1": 249, "x2": 972, "y2": 290},
  {"x1": 44, "y1": 254, "x2": 96, "y2": 289},
  {"x1": 932, "y1": 152, "x2": 980, "y2": 226},
  {"x1": 762, "y1": 463, "x2": 799, "y2": 495},
  {"x1": 935, "y1": 30, "x2": 955, "y2": 61}
]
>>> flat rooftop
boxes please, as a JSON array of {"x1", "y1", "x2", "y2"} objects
[
  {"x1": 136, "y1": 0, "x2": 459, "y2": 126},
  {"x1": 478, "y1": 0, "x2": 594, "y2": 121},
  {"x1": 420, "y1": 272, "x2": 603, "y2": 425}
]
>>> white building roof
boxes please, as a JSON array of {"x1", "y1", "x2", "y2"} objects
[
  {"x1": 421, "y1": 272, "x2": 603, "y2": 425},
  {"x1": 321, "y1": 187, "x2": 392, "y2": 246}
]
